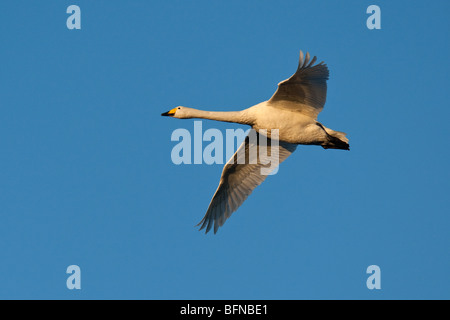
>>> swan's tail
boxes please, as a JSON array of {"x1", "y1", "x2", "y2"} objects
[{"x1": 322, "y1": 128, "x2": 350, "y2": 150}]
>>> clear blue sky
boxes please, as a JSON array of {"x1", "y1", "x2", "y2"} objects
[{"x1": 0, "y1": 0, "x2": 449, "y2": 299}]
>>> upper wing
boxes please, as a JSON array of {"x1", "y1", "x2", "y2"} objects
[
  {"x1": 197, "y1": 130, "x2": 297, "y2": 234},
  {"x1": 268, "y1": 51, "x2": 329, "y2": 119}
]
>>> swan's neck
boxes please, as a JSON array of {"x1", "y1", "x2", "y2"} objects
[{"x1": 186, "y1": 109, "x2": 253, "y2": 125}]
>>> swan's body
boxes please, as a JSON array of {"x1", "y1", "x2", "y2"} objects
[{"x1": 162, "y1": 51, "x2": 349, "y2": 234}]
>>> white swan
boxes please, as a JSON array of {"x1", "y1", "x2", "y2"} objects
[{"x1": 162, "y1": 51, "x2": 349, "y2": 234}]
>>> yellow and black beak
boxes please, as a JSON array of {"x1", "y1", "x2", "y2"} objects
[{"x1": 161, "y1": 108, "x2": 177, "y2": 117}]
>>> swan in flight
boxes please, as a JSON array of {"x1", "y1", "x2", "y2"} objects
[{"x1": 162, "y1": 51, "x2": 349, "y2": 234}]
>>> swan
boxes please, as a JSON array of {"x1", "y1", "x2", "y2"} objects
[{"x1": 162, "y1": 51, "x2": 349, "y2": 234}]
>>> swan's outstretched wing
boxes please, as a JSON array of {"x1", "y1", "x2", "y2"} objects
[
  {"x1": 197, "y1": 130, "x2": 297, "y2": 234},
  {"x1": 268, "y1": 50, "x2": 329, "y2": 119}
]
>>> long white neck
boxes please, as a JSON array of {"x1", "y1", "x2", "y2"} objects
[{"x1": 184, "y1": 108, "x2": 254, "y2": 125}]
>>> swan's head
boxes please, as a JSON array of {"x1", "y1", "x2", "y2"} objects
[{"x1": 161, "y1": 106, "x2": 191, "y2": 119}]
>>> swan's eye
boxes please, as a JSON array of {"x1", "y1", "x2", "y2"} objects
[{"x1": 178, "y1": 107, "x2": 181, "y2": 109}]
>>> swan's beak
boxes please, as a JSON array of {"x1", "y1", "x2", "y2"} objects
[{"x1": 161, "y1": 108, "x2": 177, "y2": 117}]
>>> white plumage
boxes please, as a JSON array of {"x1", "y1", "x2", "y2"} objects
[{"x1": 162, "y1": 51, "x2": 349, "y2": 234}]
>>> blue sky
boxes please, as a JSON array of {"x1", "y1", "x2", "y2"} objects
[{"x1": 0, "y1": 0, "x2": 449, "y2": 299}]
